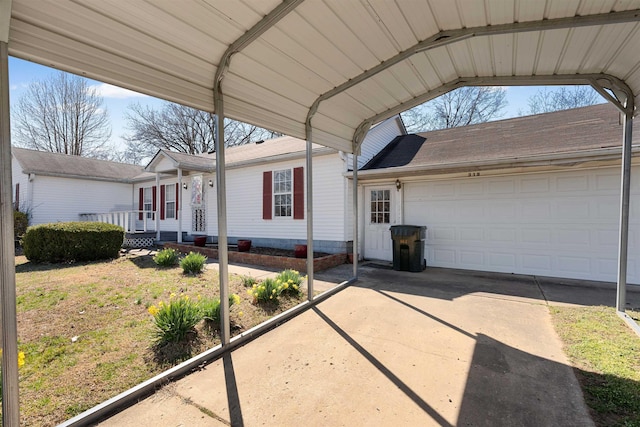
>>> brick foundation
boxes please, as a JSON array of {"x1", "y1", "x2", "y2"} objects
[{"x1": 163, "y1": 243, "x2": 346, "y2": 273}]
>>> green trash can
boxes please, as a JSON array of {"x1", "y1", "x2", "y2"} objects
[{"x1": 390, "y1": 225, "x2": 426, "y2": 272}]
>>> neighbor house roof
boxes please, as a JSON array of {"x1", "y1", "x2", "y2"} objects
[
  {"x1": 12, "y1": 148, "x2": 144, "y2": 182},
  {"x1": 360, "y1": 103, "x2": 638, "y2": 176}
]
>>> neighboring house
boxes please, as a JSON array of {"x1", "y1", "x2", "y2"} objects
[
  {"x1": 11, "y1": 148, "x2": 144, "y2": 225},
  {"x1": 354, "y1": 104, "x2": 640, "y2": 284}
]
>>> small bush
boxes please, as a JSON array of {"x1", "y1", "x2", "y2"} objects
[
  {"x1": 22, "y1": 222, "x2": 123, "y2": 263},
  {"x1": 275, "y1": 269, "x2": 304, "y2": 297},
  {"x1": 147, "y1": 294, "x2": 202, "y2": 344},
  {"x1": 180, "y1": 252, "x2": 207, "y2": 274},
  {"x1": 248, "y1": 277, "x2": 283, "y2": 303},
  {"x1": 240, "y1": 275, "x2": 258, "y2": 287},
  {"x1": 14, "y1": 210, "x2": 28, "y2": 240},
  {"x1": 153, "y1": 248, "x2": 179, "y2": 267},
  {"x1": 200, "y1": 294, "x2": 240, "y2": 325}
]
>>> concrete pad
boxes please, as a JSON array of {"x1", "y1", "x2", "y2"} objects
[{"x1": 100, "y1": 264, "x2": 594, "y2": 427}]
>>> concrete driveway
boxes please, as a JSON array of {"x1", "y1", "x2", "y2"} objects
[{"x1": 99, "y1": 263, "x2": 640, "y2": 426}]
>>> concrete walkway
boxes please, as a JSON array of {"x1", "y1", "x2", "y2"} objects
[{"x1": 99, "y1": 263, "x2": 640, "y2": 427}]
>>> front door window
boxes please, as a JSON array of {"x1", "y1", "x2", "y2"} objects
[{"x1": 370, "y1": 189, "x2": 391, "y2": 224}]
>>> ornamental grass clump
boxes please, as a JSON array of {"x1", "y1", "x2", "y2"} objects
[
  {"x1": 240, "y1": 275, "x2": 258, "y2": 287},
  {"x1": 200, "y1": 294, "x2": 241, "y2": 326},
  {"x1": 275, "y1": 269, "x2": 304, "y2": 297},
  {"x1": 147, "y1": 294, "x2": 202, "y2": 344},
  {"x1": 180, "y1": 251, "x2": 207, "y2": 274},
  {"x1": 153, "y1": 248, "x2": 179, "y2": 267}
]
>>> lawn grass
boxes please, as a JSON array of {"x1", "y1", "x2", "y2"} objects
[
  {"x1": 551, "y1": 306, "x2": 640, "y2": 426},
  {"x1": 10, "y1": 252, "x2": 305, "y2": 426}
]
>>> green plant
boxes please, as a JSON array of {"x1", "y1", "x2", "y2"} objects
[
  {"x1": 200, "y1": 294, "x2": 241, "y2": 325},
  {"x1": 153, "y1": 248, "x2": 179, "y2": 267},
  {"x1": 180, "y1": 252, "x2": 207, "y2": 274},
  {"x1": 275, "y1": 269, "x2": 304, "y2": 297},
  {"x1": 240, "y1": 275, "x2": 258, "y2": 288},
  {"x1": 248, "y1": 277, "x2": 283, "y2": 303},
  {"x1": 147, "y1": 294, "x2": 202, "y2": 344},
  {"x1": 22, "y1": 222, "x2": 124, "y2": 263},
  {"x1": 14, "y1": 210, "x2": 29, "y2": 240}
]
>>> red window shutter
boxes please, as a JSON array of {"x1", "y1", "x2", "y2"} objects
[
  {"x1": 160, "y1": 185, "x2": 165, "y2": 220},
  {"x1": 152, "y1": 186, "x2": 157, "y2": 212},
  {"x1": 263, "y1": 171, "x2": 272, "y2": 220},
  {"x1": 293, "y1": 167, "x2": 304, "y2": 220},
  {"x1": 175, "y1": 183, "x2": 180, "y2": 218},
  {"x1": 138, "y1": 188, "x2": 144, "y2": 220},
  {"x1": 15, "y1": 183, "x2": 19, "y2": 211}
]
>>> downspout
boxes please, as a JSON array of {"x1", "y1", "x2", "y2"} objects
[{"x1": 1, "y1": 35, "x2": 21, "y2": 427}]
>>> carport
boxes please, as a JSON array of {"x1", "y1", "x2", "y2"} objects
[{"x1": 1, "y1": 1, "x2": 639, "y2": 424}]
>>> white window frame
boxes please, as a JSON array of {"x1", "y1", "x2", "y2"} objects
[
  {"x1": 165, "y1": 184, "x2": 176, "y2": 219},
  {"x1": 273, "y1": 168, "x2": 292, "y2": 218},
  {"x1": 143, "y1": 187, "x2": 153, "y2": 219}
]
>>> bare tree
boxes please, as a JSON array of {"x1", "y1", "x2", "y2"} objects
[
  {"x1": 525, "y1": 86, "x2": 601, "y2": 115},
  {"x1": 402, "y1": 87, "x2": 507, "y2": 132},
  {"x1": 12, "y1": 72, "x2": 112, "y2": 157},
  {"x1": 122, "y1": 102, "x2": 280, "y2": 163}
]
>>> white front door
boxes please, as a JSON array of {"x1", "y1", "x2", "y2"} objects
[{"x1": 364, "y1": 187, "x2": 395, "y2": 261}]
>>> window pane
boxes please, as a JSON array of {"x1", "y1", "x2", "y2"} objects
[{"x1": 383, "y1": 213, "x2": 390, "y2": 223}]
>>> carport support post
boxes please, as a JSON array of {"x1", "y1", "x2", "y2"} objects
[
  {"x1": 1, "y1": 40, "x2": 21, "y2": 426},
  {"x1": 352, "y1": 153, "x2": 358, "y2": 279},
  {"x1": 616, "y1": 111, "x2": 633, "y2": 313},
  {"x1": 306, "y1": 139, "x2": 314, "y2": 300},
  {"x1": 177, "y1": 168, "x2": 182, "y2": 243},
  {"x1": 214, "y1": 93, "x2": 230, "y2": 345}
]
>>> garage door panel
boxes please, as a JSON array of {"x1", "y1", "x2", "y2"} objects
[{"x1": 403, "y1": 166, "x2": 640, "y2": 283}]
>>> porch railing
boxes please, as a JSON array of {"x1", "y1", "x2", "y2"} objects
[{"x1": 79, "y1": 211, "x2": 156, "y2": 233}]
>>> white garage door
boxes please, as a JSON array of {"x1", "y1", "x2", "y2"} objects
[{"x1": 403, "y1": 167, "x2": 640, "y2": 284}]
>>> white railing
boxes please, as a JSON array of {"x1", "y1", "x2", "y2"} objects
[{"x1": 79, "y1": 211, "x2": 156, "y2": 233}]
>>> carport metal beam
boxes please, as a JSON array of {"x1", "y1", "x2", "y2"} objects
[
  {"x1": 212, "y1": 0, "x2": 305, "y2": 344},
  {"x1": 1, "y1": 39, "x2": 20, "y2": 426}
]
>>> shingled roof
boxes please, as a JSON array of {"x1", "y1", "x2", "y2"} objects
[
  {"x1": 361, "y1": 103, "x2": 637, "y2": 174},
  {"x1": 12, "y1": 148, "x2": 144, "y2": 182}
]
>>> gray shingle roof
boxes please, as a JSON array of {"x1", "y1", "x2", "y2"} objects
[
  {"x1": 361, "y1": 103, "x2": 636, "y2": 172},
  {"x1": 12, "y1": 148, "x2": 144, "y2": 182}
]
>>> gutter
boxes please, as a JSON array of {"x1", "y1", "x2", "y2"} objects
[
  {"x1": 346, "y1": 146, "x2": 640, "y2": 180},
  {"x1": 21, "y1": 171, "x2": 138, "y2": 184}
]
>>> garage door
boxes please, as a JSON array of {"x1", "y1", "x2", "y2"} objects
[{"x1": 403, "y1": 167, "x2": 640, "y2": 284}]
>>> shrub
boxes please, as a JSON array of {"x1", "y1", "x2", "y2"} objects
[
  {"x1": 147, "y1": 294, "x2": 202, "y2": 344},
  {"x1": 180, "y1": 252, "x2": 207, "y2": 274},
  {"x1": 200, "y1": 294, "x2": 241, "y2": 325},
  {"x1": 22, "y1": 222, "x2": 123, "y2": 263},
  {"x1": 153, "y1": 248, "x2": 179, "y2": 267},
  {"x1": 14, "y1": 210, "x2": 28, "y2": 240},
  {"x1": 248, "y1": 277, "x2": 283, "y2": 304},
  {"x1": 275, "y1": 269, "x2": 304, "y2": 297}
]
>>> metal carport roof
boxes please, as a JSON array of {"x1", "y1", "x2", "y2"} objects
[
  {"x1": 4, "y1": 1, "x2": 639, "y2": 151},
  {"x1": 1, "y1": 1, "x2": 640, "y2": 425}
]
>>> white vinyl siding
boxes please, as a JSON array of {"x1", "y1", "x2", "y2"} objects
[
  {"x1": 349, "y1": 116, "x2": 405, "y2": 169},
  {"x1": 29, "y1": 176, "x2": 133, "y2": 225},
  {"x1": 402, "y1": 166, "x2": 640, "y2": 284}
]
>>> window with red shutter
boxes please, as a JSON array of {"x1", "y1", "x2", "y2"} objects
[
  {"x1": 160, "y1": 185, "x2": 165, "y2": 220},
  {"x1": 293, "y1": 167, "x2": 304, "y2": 220},
  {"x1": 263, "y1": 171, "x2": 272, "y2": 220}
]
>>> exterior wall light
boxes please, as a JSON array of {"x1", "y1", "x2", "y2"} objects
[
  {"x1": 182, "y1": 182, "x2": 188, "y2": 190},
  {"x1": 395, "y1": 179, "x2": 402, "y2": 191},
  {"x1": 208, "y1": 179, "x2": 214, "y2": 187}
]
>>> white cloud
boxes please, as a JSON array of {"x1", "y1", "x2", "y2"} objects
[{"x1": 91, "y1": 83, "x2": 148, "y2": 99}]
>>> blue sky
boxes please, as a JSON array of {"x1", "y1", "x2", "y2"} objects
[{"x1": 8, "y1": 56, "x2": 557, "y2": 152}]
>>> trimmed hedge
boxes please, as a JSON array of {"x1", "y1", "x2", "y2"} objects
[
  {"x1": 14, "y1": 210, "x2": 28, "y2": 240},
  {"x1": 22, "y1": 222, "x2": 124, "y2": 263}
]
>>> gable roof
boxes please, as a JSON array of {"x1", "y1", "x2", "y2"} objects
[
  {"x1": 360, "y1": 103, "x2": 638, "y2": 176},
  {"x1": 12, "y1": 148, "x2": 144, "y2": 182}
]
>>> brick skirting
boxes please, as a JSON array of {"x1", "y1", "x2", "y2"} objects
[{"x1": 163, "y1": 243, "x2": 346, "y2": 273}]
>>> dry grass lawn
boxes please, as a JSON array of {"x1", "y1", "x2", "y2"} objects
[{"x1": 12, "y1": 251, "x2": 304, "y2": 426}]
